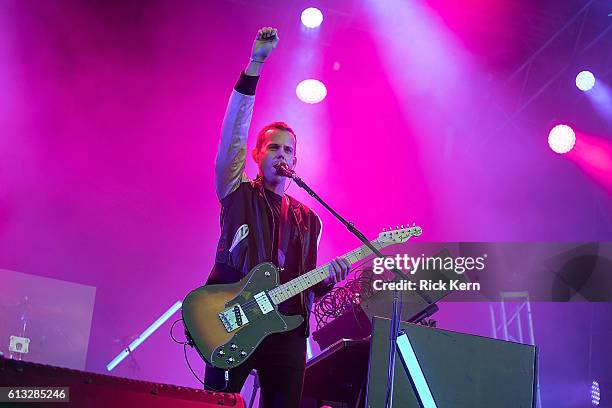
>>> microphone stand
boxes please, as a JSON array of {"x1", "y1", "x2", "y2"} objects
[{"x1": 278, "y1": 165, "x2": 434, "y2": 408}]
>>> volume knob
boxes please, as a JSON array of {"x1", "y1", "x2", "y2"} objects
[{"x1": 227, "y1": 357, "x2": 235, "y2": 365}]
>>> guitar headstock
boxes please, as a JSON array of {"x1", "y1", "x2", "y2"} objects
[{"x1": 377, "y1": 224, "x2": 422, "y2": 245}]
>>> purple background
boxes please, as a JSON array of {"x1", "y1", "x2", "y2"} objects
[{"x1": 1, "y1": 0, "x2": 611, "y2": 406}]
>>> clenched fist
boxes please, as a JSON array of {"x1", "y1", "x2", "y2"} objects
[{"x1": 251, "y1": 27, "x2": 279, "y2": 63}]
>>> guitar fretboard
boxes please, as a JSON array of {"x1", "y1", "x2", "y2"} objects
[{"x1": 268, "y1": 239, "x2": 385, "y2": 305}]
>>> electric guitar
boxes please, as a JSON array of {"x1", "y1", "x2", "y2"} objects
[{"x1": 182, "y1": 224, "x2": 422, "y2": 369}]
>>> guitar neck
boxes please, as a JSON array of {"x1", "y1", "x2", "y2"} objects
[{"x1": 268, "y1": 239, "x2": 386, "y2": 305}]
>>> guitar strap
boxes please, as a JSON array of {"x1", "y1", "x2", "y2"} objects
[{"x1": 277, "y1": 194, "x2": 291, "y2": 268}]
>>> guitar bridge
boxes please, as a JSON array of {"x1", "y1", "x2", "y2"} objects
[{"x1": 218, "y1": 304, "x2": 249, "y2": 333}]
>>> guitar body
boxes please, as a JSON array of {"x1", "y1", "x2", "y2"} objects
[
  {"x1": 182, "y1": 262, "x2": 304, "y2": 369},
  {"x1": 182, "y1": 224, "x2": 422, "y2": 369}
]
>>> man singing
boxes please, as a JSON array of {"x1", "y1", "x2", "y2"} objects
[{"x1": 204, "y1": 27, "x2": 351, "y2": 407}]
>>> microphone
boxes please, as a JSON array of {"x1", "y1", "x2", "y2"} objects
[{"x1": 273, "y1": 162, "x2": 295, "y2": 178}]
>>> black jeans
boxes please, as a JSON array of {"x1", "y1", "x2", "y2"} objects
[{"x1": 204, "y1": 326, "x2": 307, "y2": 408}]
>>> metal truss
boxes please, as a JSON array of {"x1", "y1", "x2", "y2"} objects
[{"x1": 489, "y1": 292, "x2": 542, "y2": 407}]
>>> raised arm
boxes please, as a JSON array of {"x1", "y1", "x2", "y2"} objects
[{"x1": 215, "y1": 27, "x2": 279, "y2": 200}]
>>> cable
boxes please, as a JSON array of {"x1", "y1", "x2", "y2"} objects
[
  {"x1": 170, "y1": 318, "x2": 186, "y2": 345},
  {"x1": 174, "y1": 318, "x2": 230, "y2": 392},
  {"x1": 183, "y1": 344, "x2": 230, "y2": 392},
  {"x1": 183, "y1": 343, "x2": 206, "y2": 386},
  {"x1": 313, "y1": 268, "x2": 376, "y2": 330}
]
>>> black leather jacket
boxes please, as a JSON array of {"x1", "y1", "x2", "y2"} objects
[{"x1": 206, "y1": 74, "x2": 332, "y2": 336}]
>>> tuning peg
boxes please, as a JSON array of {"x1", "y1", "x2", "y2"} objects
[
  {"x1": 382, "y1": 227, "x2": 386, "y2": 232},
  {"x1": 401, "y1": 224, "x2": 404, "y2": 228}
]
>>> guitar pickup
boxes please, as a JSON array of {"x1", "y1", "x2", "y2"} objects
[
  {"x1": 254, "y1": 291, "x2": 274, "y2": 314},
  {"x1": 218, "y1": 304, "x2": 249, "y2": 333}
]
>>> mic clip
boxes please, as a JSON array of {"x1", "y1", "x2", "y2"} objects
[{"x1": 273, "y1": 162, "x2": 295, "y2": 178}]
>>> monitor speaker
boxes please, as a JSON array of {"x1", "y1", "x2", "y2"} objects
[{"x1": 366, "y1": 316, "x2": 537, "y2": 408}]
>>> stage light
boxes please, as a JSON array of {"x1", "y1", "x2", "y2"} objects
[
  {"x1": 301, "y1": 7, "x2": 323, "y2": 28},
  {"x1": 296, "y1": 79, "x2": 327, "y2": 104},
  {"x1": 396, "y1": 331, "x2": 438, "y2": 407},
  {"x1": 548, "y1": 124, "x2": 576, "y2": 154},
  {"x1": 592, "y1": 380, "x2": 600, "y2": 406},
  {"x1": 306, "y1": 338, "x2": 313, "y2": 360},
  {"x1": 576, "y1": 71, "x2": 596, "y2": 91},
  {"x1": 106, "y1": 301, "x2": 182, "y2": 371}
]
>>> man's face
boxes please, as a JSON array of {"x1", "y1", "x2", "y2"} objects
[{"x1": 252, "y1": 129, "x2": 297, "y2": 186}]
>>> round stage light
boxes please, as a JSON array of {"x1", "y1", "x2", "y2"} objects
[
  {"x1": 301, "y1": 7, "x2": 323, "y2": 28},
  {"x1": 296, "y1": 79, "x2": 327, "y2": 104},
  {"x1": 591, "y1": 380, "x2": 600, "y2": 406},
  {"x1": 576, "y1": 70, "x2": 596, "y2": 91},
  {"x1": 548, "y1": 124, "x2": 576, "y2": 154}
]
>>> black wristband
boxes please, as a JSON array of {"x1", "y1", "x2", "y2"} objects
[{"x1": 234, "y1": 71, "x2": 260, "y2": 96}]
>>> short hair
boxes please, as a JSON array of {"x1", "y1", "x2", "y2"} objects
[{"x1": 254, "y1": 121, "x2": 297, "y2": 153}]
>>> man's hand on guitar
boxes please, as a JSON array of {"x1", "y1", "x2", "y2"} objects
[{"x1": 326, "y1": 256, "x2": 351, "y2": 284}]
